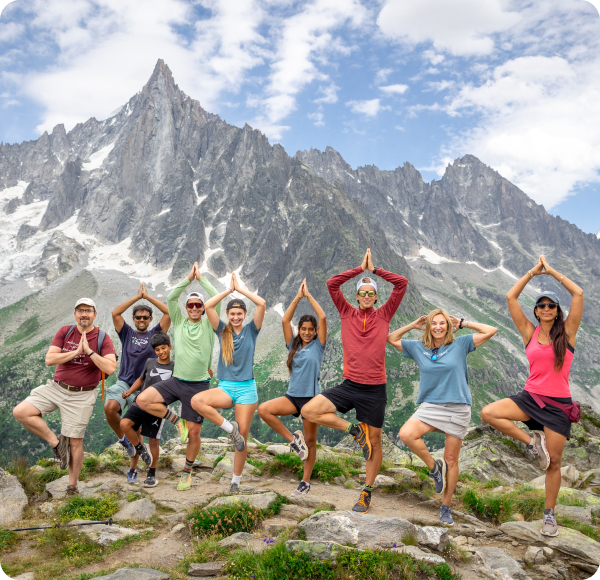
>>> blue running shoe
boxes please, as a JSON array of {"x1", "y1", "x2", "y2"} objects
[
  {"x1": 430, "y1": 459, "x2": 447, "y2": 494},
  {"x1": 119, "y1": 436, "x2": 136, "y2": 458},
  {"x1": 440, "y1": 504, "x2": 454, "y2": 526},
  {"x1": 126, "y1": 469, "x2": 138, "y2": 484}
]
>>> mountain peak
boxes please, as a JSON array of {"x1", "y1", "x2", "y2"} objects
[{"x1": 141, "y1": 59, "x2": 180, "y2": 97}]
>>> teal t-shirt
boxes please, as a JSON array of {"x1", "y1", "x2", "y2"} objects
[
  {"x1": 215, "y1": 319, "x2": 260, "y2": 381},
  {"x1": 401, "y1": 334, "x2": 475, "y2": 405},
  {"x1": 286, "y1": 338, "x2": 326, "y2": 398}
]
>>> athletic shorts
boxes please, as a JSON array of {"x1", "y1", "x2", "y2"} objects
[
  {"x1": 122, "y1": 403, "x2": 165, "y2": 439},
  {"x1": 284, "y1": 394, "x2": 314, "y2": 418},
  {"x1": 411, "y1": 402, "x2": 472, "y2": 440},
  {"x1": 321, "y1": 379, "x2": 387, "y2": 429},
  {"x1": 218, "y1": 379, "x2": 258, "y2": 406},
  {"x1": 25, "y1": 379, "x2": 97, "y2": 439},
  {"x1": 152, "y1": 377, "x2": 209, "y2": 424},
  {"x1": 509, "y1": 391, "x2": 572, "y2": 440},
  {"x1": 105, "y1": 379, "x2": 137, "y2": 413}
]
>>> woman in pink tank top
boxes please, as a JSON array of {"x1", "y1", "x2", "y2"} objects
[{"x1": 480, "y1": 255, "x2": 583, "y2": 538}]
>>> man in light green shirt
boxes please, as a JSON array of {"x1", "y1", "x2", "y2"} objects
[{"x1": 137, "y1": 262, "x2": 220, "y2": 490}]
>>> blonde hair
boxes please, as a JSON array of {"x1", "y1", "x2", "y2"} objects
[
  {"x1": 420, "y1": 308, "x2": 455, "y2": 349},
  {"x1": 221, "y1": 323, "x2": 235, "y2": 366}
]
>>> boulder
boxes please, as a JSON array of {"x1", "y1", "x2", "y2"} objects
[
  {"x1": 266, "y1": 444, "x2": 291, "y2": 456},
  {"x1": 171, "y1": 457, "x2": 204, "y2": 471},
  {"x1": 88, "y1": 568, "x2": 169, "y2": 580},
  {"x1": 170, "y1": 523, "x2": 190, "y2": 540},
  {"x1": 202, "y1": 442, "x2": 234, "y2": 455},
  {"x1": 577, "y1": 468, "x2": 600, "y2": 489},
  {"x1": 288, "y1": 495, "x2": 336, "y2": 510},
  {"x1": 46, "y1": 474, "x2": 87, "y2": 499},
  {"x1": 524, "y1": 546, "x2": 553, "y2": 565},
  {"x1": 414, "y1": 525, "x2": 450, "y2": 551},
  {"x1": 285, "y1": 540, "x2": 356, "y2": 561},
  {"x1": 386, "y1": 467, "x2": 418, "y2": 480},
  {"x1": 219, "y1": 532, "x2": 255, "y2": 548},
  {"x1": 279, "y1": 504, "x2": 315, "y2": 521},
  {"x1": 262, "y1": 518, "x2": 297, "y2": 536},
  {"x1": 500, "y1": 520, "x2": 600, "y2": 564},
  {"x1": 0, "y1": 468, "x2": 28, "y2": 525},
  {"x1": 205, "y1": 491, "x2": 278, "y2": 511},
  {"x1": 72, "y1": 520, "x2": 140, "y2": 546},
  {"x1": 212, "y1": 452, "x2": 255, "y2": 476},
  {"x1": 12, "y1": 574, "x2": 35, "y2": 580},
  {"x1": 334, "y1": 433, "x2": 408, "y2": 464},
  {"x1": 476, "y1": 546, "x2": 530, "y2": 580},
  {"x1": 557, "y1": 487, "x2": 600, "y2": 507},
  {"x1": 358, "y1": 474, "x2": 397, "y2": 487},
  {"x1": 530, "y1": 465, "x2": 581, "y2": 489},
  {"x1": 164, "y1": 512, "x2": 187, "y2": 525},
  {"x1": 188, "y1": 561, "x2": 227, "y2": 577},
  {"x1": 556, "y1": 505, "x2": 592, "y2": 524},
  {"x1": 333, "y1": 475, "x2": 346, "y2": 486},
  {"x1": 299, "y1": 510, "x2": 417, "y2": 550},
  {"x1": 112, "y1": 498, "x2": 156, "y2": 521},
  {"x1": 394, "y1": 545, "x2": 446, "y2": 564}
]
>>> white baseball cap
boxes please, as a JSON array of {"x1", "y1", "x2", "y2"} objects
[
  {"x1": 356, "y1": 277, "x2": 378, "y2": 293},
  {"x1": 75, "y1": 298, "x2": 96, "y2": 310},
  {"x1": 185, "y1": 291, "x2": 205, "y2": 304}
]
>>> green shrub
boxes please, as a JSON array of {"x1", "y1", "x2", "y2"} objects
[
  {"x1": 37, "y1": 458, "x2": 55, "y2": 468},
  {"x1": 56, "y1": 495, "x2": 120, "y2": 522},
  {"x1": 402, "y1": 532, "x2": 417, "y2": 546},
  {"x1": 0, "y1": 528, "x2": 17, "y2": 552},
  {"x1": 557, "y1": 517, "x2": 599, "y2": 541},
  {"x1": 36, "y1": 466, "x2": 67, "y2": 485},
  {"x1": 558, "y1": 495, "x2": 587, "y2": 507},
  {"x1": 484, "y1": 478, "x2": 504, "y2": 489},
  {"x1": 4, "y1": 457, "x2": 66, "y2": 499},
  {"x1": 213, "y1": 455, "x2": 225, "y2": 468},
  {"x1": 269, "y1": 453, "x2": 352, "y2": 483},
  {"x1": 246, "y1": 457, "x2": 268, "y2": 473},
  {"x1": 458, "y1": 473, "x2": 478, "y2": 483},
  {"x1": 462, "y1": 486, "x2": 545, "y2": 522},
  {"x1": 583, "y1": 413, "x2": 600, "y2": 429},
  {"x1": 37, "y1": 528, "x2": 102, "y2": 564},
  {"x1": 188, "y1": 501, "x2": 262, "y2": 537}
]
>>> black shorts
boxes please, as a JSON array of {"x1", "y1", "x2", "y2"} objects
[
  {"x1": 123, "y1": 403, "x2": 165, "y2": 439},
  {"x1": 321, "y1": 379, "x2": 387, "y2": 428},
  {"x1": 284, "y1": 394, "x2": 314, "y2": 418},
  {"x1": 509, "y1": 391, "x2": 572, "y2": 439},
  {"x1": 152, "y1": 377, "x2": 209, "y2": 424}
]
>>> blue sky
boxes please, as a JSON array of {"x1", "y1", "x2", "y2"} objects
[{"x1": 1, "y1": 0, "x2": 600, "y2": 234}]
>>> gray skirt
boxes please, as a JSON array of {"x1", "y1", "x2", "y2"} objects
[{"x1": 411, "y1": 402, "x2": 472, "y2": 440}]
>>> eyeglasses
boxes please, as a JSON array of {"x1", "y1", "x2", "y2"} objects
[
  {"x1": 75, "y1": 309, "x2": 94, "y2": 314},
  {"x1": 134, "y1": 315, "x2": 150, "y2": 320},
  {"x1": 358, "y1": 290, "x2": 376, "y2": 297},
  {"x1": 536, "y1": 303, "x2": 558, "y2": 310},
  {"x1": 431, "y1": 347, "x2": 439, "y2": 361},
  {"x1": 187, "y1": 302, "x2": 204, "y2": 310}
]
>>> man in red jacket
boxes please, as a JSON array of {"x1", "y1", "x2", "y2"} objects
[{"x1": 303, "y1": 249, "x2": 408, "y2": 513}]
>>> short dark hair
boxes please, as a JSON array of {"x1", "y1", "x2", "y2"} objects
[
  {"x1": 133, "y1": 304, "x2": 153, "y2": 317},
  {"x1": 151, "y1": 332, "x2": 171, "y2": 348}
]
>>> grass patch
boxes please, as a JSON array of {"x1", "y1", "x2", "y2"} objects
[
  {"x1": 4, "y1": 457, "x2": 67, "y2": 499},
  {"x1": 402, "y1": 532, "x2": 417, "y2": 546},
  {"x1": 557, "y1": 495, "x2": 587, "y2": 507},
  {"x1": 189, "y1": 501, "x2": 262, "y2": 537},
  {"x1": 37, "y1": 527, "x2": 102, "y2": 565},
  {"x1": 0, "y1": 528, "x2": 17, "y2": 552},
  {"x1": 246, "y1": 456, "x2": 268, "y2": 473},
  {"x1": 582, "y1": 413, "x2": 600, "y2": 429},
  {"x1": 484, "y1": 478, "x2": 504, "y2": 489},
  {"x1": 213, "y1": 455, "x2": 225, "y2": 468},
  {"x1": 270, "y1": 453, "x2": 368, "y2": 483},
  {"x1": 458, "y1": 473, "x2": 478, "y2": 484},
  {"x1": 56, "y1": 495, "x2": 120, "y2": 523},
  {"x1": 557, "y1": 517, "x2": 599, "y2": 541},
  {"x1": 462, "y1": 485, "x2": 545, "y2": 522}
]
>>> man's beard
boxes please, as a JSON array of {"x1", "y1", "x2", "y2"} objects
[{"x1": 80, "y1": 319, "x2": 92, "y2": 327}]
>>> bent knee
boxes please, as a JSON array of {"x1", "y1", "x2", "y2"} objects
[
  {"x1": 257, "y1": 403, "x2": 269, "y2": 419},
  {"x1": 398, "y1": 426, "x2": 416, "y2": 442},
  {"x1": 104, "y1": 399, "x2": 120, "y2": 412}
]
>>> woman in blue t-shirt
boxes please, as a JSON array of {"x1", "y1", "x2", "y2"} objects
[
  {"x1": 191, "y1": 272, "x2": 266, "y2": 494},
  {"x1": 258, "y1": 279, "x2": 327, "y2": 497},
  {"x1": 387, "y1": 309, "x2": 497, "y2": 526}
]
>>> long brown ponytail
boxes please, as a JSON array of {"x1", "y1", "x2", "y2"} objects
[
  {"x1": 535, "y1": 304, "x2": 569, "y2": 371},
  {"x1": 221, "y1": 322, "x2": 235, "y2": 366},
  {"x1": 286, "y1": 315, "x2": 317, "y2": 374}
]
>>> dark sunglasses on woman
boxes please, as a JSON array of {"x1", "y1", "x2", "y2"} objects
[{"x1": 536, "y1": 302, "x2": 558, "y2": 310}]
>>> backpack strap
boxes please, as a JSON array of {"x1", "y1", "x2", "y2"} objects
[{"x1": 64, "y1": 324, "x2": 77, "y2": 340}]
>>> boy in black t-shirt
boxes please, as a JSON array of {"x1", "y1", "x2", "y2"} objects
[{"x1": 121, "y1": 333, "x2": 174, "y2": 487}]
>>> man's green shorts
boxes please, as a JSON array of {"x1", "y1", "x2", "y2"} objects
[{"x1": 105, "y1": 379, "x2": 137, "y2": 412}]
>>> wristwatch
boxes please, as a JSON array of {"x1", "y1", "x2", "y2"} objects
[{"x1": 372, "y1": 266, "x2": 378, "y2": 275}]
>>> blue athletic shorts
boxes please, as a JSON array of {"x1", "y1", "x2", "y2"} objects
[{"x1": 218, "y1": 379, "x2": 258, "y2": 406}]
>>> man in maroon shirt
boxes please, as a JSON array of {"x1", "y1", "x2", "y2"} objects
[
  {"x1": 13, "y1": 298, "x2": 117, "y2": 495},
  {"x1": 303, "y1": 249, "x2": 408, "y2": 513}
]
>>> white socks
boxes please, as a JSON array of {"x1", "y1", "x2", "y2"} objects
[
  {"x1": 231, "y1": 474, "x2": 241, "y2": 485},
  {"x1": 220, "y1": 418, "x2": 234, "y2": 433}
]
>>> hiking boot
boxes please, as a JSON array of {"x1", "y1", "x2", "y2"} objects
[
  {"x1": 65, "y1": 485, "x2": 79, "y2": 496},
  {"x1": 229, "y1": 420, "x2": 246, "y2": 452},
  {"x1": 53, "y1": 434, "x2": 70, "y2": 470},
  {"x1": 430, "y1": 459, "x2": 447, "y2": 494},
  {"x1": 291, "y1": 481, "x2": 311, "y2": 497},
  {"x1": 126, "y1": 469, "x2": 138, "y2": 484},
  {"x1": 290, "y1": 430, "x2": 308, "y2": 461},
  {"x1": 177, "y1": 419, "x2": 189, "y2": 444},
  {"x1": 177, "y1": 471, "x2": 192, "y2": 491},
  {"x1": 440, "y1": 504, "x2": 454, "y2": 526},
  {"x1": 119, "y1": 436, "x2": 136, "y2": 458},
  {"x1": 144, "y1": 474, "x2": 158, "y2": 488},
  {"x1": 229, "y1": 482, "x2": 240, "y2": 494},
  {"x1": 541, "y1": 509, "x2": 559, "y2": 537},
  {"x1": 137, "y1": 444, "x2": 153, "y2": 468},
  {"x1": 527, "y1": 432, "x2": 550, "y2": 471},
  {"x1": 349, "y1": 423, "x2": 372, "y2": 461},
  {"x1": 352, "y1": 489, "x2": 372, "y2": 513}
]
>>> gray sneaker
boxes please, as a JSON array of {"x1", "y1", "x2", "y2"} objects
[
  {"x1": 440, "y1": 504, "x2": 454, "y2": 526},
  {"x1": 229, "y1": 481, "x2": 240, "y2": 494},
  {"x1": 290, "y1": 481, "x2": 311, "y2": 496},
  {"x1": 290, "y1": 431, "x2": 308, "y2": 461},
  {"x1": 229, "y1": 421, "x2": 246, "y2": 452},
  {"x1": 527, "y1": 432, "x2": 550, "y2": 471},
  {"x1": 53, "y1": 434, "x2": 70, "y2": 470},
  {"x1": 541, "y1": 509, "x2": 559, "y2": 537},
  {"x1": 430, "y1": 459, "x2": 447, "y2": 494}
]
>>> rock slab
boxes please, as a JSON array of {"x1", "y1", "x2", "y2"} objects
[
  {"x1": 394, "y1": 545, "x2": 446, "y2": 564},
  {"x1": 0, "y1": 467, "x2": 28, "y2": 525},
  {"x1": 477, "y1": 546, "x2": 530, "y2": 580},
  {"x1": 414, "y1": 525, "x2": 450, "y2": 551},
  {"x1": 188, "y1": 561, "x2": 227, "y2": 577},
  {"x1": 71, "y1": 520, "x2": 140, "y2": 546},
  {"x1": 212, "y1": 452, "x2": 254, "y2": 476},
  {"x1": 112, "y1": 497, "x2": 156, "y2": 521},
  {"x1": 266, "y1": 444, "x2": 291, "y2": 456},
  {"x1": 288, "y1": 495, "x2": 336, "y2": 510},
  {"x1": 205, "y1": 491, "x2": 277, "y2": 511},
  {"x1": 88, "y1": 568, "x2": 169, "y2": 580}
]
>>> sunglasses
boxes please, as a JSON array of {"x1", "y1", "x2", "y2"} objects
[
  {"x1": 187, "y1": 302, "x2": 204, "y2": 310},
  {"x1": 358, "y1": 290, "x2": 376, "y2": 297},
  {"x1": 75, "y1": 309, "x2": 94, "y2": 314},
  {"x1": 431, "y1": 347, "x2": 439, "y2": 361},
  {"x1": 134, "y1": 315, "x2": 150, "y2": 320},
  {"x1": 536, "y1": 302, "x2": 558, "y2": 310}
]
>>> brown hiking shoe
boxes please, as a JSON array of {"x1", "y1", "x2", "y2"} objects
[
  {"x1": 53, "y1": 434, "x2": 70, "y2": 470},
  {"x1": 528, "y1": 431, "x2": 550, "y2": 471},
  {"x1": 352, "y1": 489, "x2": 372, "y2": 513},
  {"x1": 65, "y1": 485, "x2": 79, "y2": 496},
  {"x1": 349, "y1": 423, "x2": 372, "y2": 461}
]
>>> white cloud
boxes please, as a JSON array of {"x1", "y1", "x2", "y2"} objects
[
  {"x1": 346, "y1": 98, "x2": 390, "y2": 117},
  {"x1": 425, "y1": 79, "x2": 454, "y2": 92},
  {"x1": 422, "y1": 49, "x2": 444, "y2": 65},
  {"x1": 314, "y1": 82, "x2": 339, "y2": 104},
  {"x1": 379, "y1": 83, "x2": 408, "y2": 95},
  {"x1": 308, "y1": 111, "x2": 325, "y2": 126},
  {"x1": 375, "y1": 68, "x2": 393, "y2": 84},
  {"x1": 377, "y1": 0, "x2": 520, "y2": 56}
]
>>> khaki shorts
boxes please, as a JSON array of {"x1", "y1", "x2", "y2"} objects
[{"x1": 25, "y1": 379, "x2": 98, "y2": 439}]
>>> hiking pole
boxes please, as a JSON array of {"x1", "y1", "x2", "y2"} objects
[{"x1": 10, "y1": 518, "x2": 114, "y2": 532}]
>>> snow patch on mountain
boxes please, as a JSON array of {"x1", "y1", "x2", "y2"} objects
[
  {"x1": 273, "y1": 303, "x2": 284, "y2": 317},
  {"x1": 418, "y1": 247, "x2": 458, "y2": 264},
  {"x1": 82, "y1": 143, "x2": 114, "y2": 171},
  {"x1": 0, "y1": 181, "x2": 29, "y2": 206}
]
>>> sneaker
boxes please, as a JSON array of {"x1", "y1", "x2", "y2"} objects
[
  {"x1": 348, "y1": 423, "x2": 372, "y2": 461},
  {"x1": 430, "y1": 459, "x2": 447, "y2": 494},
  {"x1": 137, "y1": 444, "x2": 153, "y2": 468},
  {"x1": 290, "y1": 481, "x2": 311, "y2": 497},
  {"x1": 229, "y1": 420, "x2": 246, "y2": 452},
  {"x1": 53, "y1": 434, "x2": 70, "y2": 470},
  {"x1": 527, "y1": 432, "x2": 550, "y2": 471},
  {"x1": 440, "y1": 504, "x2": 454, "y2": 526},
  {"x1": 118, "y1": 436, "x2": 136, "y2": 458},
  {"x1": 177, "y1": 471, "x2": 192, "y2": 491},
  {"x1": 65, "y1": 484, "x2": 79, "y2": 496},
  {"x1": 352, "y1": 489, "x2": 372, "y2": 513},
  {"x1": 126, "y1": 469, "x2": 138, "y2": 484},
  {"x1": 177, "y1": 419, "x2": 189, "y2": 444},
  {"x1": 144, "y1": 474, "x2": 158, "y2": 487},
  {"x1": 541, "y1": 509, "x2": 559, "y2": 537},
  {"x1": 290, "y1": 431, "x2": 308, "y2": 461},
  {"x1": 229, "y1": 482, "x2": 240, "y2": 494}
]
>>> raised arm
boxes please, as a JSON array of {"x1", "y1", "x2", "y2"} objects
[
  {"x1": 282, "y1": 281, "x2": 304, "y2": 345},
  {"x1": 303, "y1": 280, "x2": 327, "y2": 345},
  {"x1": 506, "y1": 257, "x2": 544, "y2": 344},
  {"x1": 112, "y1": 284, "x2": 144, "y2": 333},
  {"x1": 196, "y1": 268, "x2": 222, "y2": 317},
  {"x1": 387, "y1": 316, "x2": 427, "y2": 351},
  {"x1": 204, "y1": 288, "x2": 233, "y2": 330},
  {"x1": 368, "y1": 250, "x2": 408, "y2": 321},
  {"x1": 540, "y1": 256, "x2": 583, "y2": 345},
  {"x1": 140, "y1": 283, "x2": 171, "y2": 332},
  {"x1": 231, "y1": 272, "x2": 266, "y2": 330},
  {"x1": 167, "y1": 264, "x2": 197, "y2": 326},
  {"x1": 449, "y1": 315, "x2": 497, "y2": 348}
]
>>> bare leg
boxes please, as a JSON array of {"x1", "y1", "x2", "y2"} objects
[
  {"x1": 136, "y1": 387, "x2": 168, "y2": 419},
  {"x1": 365, "y1": 426, "x2": 382, "y2": 487},
  {"x1": 398, "y1": 418, "x2": 438, "y2": 470},
  {"x1": 130, "y1": 430, "x2": 142, "y2": 470},
  {"x1": 544, "y1": 428, "x2": 567, "y2": 510},
  {"x1": 121, "y1": 418, "x2": 141, "y2": 446},
  {"x1": 442, "y1": 435, "x2": 463, "y2": 507},
  {"x1": 233, "y1": 403, "x2": 258, "y2": 476},
  {"x1": 301, "y1": 418, "x2": 319, "y2": 483},
  {"x1": 301, "y1": 395, "x2": 350, "y2": 431},
  {"x1": 257, "y1": 397, "x2": 298, "y2": 443},
  {"x1": 68, "y1": 438, "x2": 84, "y2": 486},
  {"x1": 480, "y1": 399, "x2": 532, "y2": 445},
  {"x1": 148, "y1": 438, "x2": 160, "y2": 469},
  {"x1": 186, "y1": 422, "x2": 202, "y2": 464},
  {"x1": 13, "y1": 402, "x2": 59, "y2": 447},
  {"x1": 104, "y1": 399, "x2": 125, "y2": 439},
  {"x1": 190, "y1": 388, "x2": 234, "y2": 427}
]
